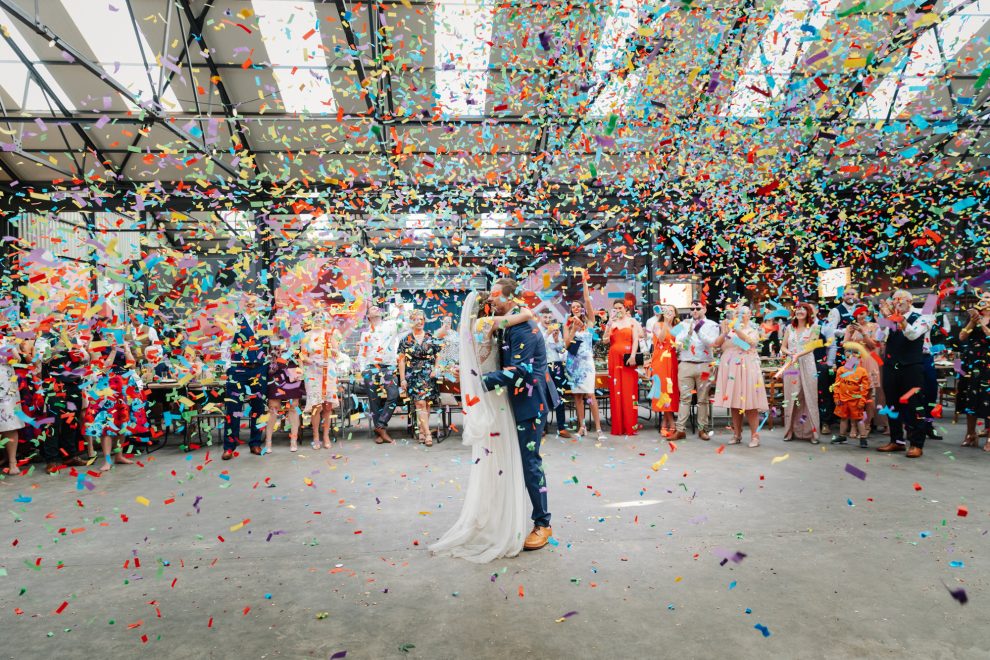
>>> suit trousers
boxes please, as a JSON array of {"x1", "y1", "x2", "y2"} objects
[
  {"x1": 358, "y1": 365, "x2": 399, "y2": 430},
  {"x1": 548, "y1": 361, "x2": 568, "y2": 431},
  {"x1": 41, "y1": 378, "x2": 83, "y2": 462},
  {"x1": 882, "y1": 361, "x2": 926, "y2": 448},
  {"x1": 517, "y1": 410, "x2": 551, "y2": 528},
  {"x1": 676, "y1": 361, "x2": 711, "y2": 432},
  {"x1": 224, "y1": 363, "x2": 268, "y2": 450}
]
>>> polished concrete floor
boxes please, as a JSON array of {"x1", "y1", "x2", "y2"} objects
[{"x1": 2, "y1": 415, "x2": 989, "y2": 659}]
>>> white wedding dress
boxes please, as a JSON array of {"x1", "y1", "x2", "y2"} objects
[{"x1": 429, "y1": 291, "x2": 529, "y2": 563}]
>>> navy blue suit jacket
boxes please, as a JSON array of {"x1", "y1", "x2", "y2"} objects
[{"x1": 482, "y1": 320, "x2": 561, "y2": 423}]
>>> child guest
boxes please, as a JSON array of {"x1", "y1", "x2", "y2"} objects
[{"x1": 830, "y1": 342, "x2": 873, "y2": 448}]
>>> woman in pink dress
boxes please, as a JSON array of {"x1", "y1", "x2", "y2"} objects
[
  {"x1": 714, "y1": 305, "x2": 769, "y2": 447},
  {"x1": 774, "y1": 303, "x2": 821, "y2": 443}
]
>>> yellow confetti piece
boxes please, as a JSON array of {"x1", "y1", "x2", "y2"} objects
[
  {"x1": 230, "y1": 521, "x2": 244, "y2": 532},
  {"x1": 651, "y1": 454, "x2": 668, "y2": 471},
  {"x1": 303, "y1": 477, "x2": 314, "y2": 486},
  {"x1": 135, "y1": 496, "x2": 150, "y2": 506},
  {"x1": 771, "y1": 453, "x2": 790, "y2": 465},
  {"x1": 418, "y1": 511, "x2": 431, "y2": 516}
]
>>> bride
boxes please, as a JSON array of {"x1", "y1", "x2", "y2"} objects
[{"x1": 429, "y1": 291, "x2": 535, "y2": 563}]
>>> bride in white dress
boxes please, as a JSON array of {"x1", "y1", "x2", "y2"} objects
[{"x1": 429, "y1": 291, "x2": 530, "y2": 563}]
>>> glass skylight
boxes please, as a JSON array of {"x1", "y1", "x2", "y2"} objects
[
  {"x1": 58, "y1": 0, "x2": 181, "y2": 111},
  {"x1": 725, "y1": 0, "x2": 841, "y2": 118},
  {"x1": 219, "y1": 210, "x2": 254, "y2": 242},
  {"x1": 853, "y1": 0, "x2": 990, "y2": 122},
  {"x1": 479, "y1": 212, "x2": 507, "y2": 238},
  {"x1": 434, "y1": 0, "x2": 494, "y2": 116},
  {"x1": 0, "y1": 11, "x2": 75, "y2": 111},
  {"x1": 588, "y1": 0, "x2": 653, "y2": 118},
  {"x1": 253, "y1": 0, "x2": 338, "y2": 114},
  {"x1": 405, "y1": 213, "x2": 434, "y2": 239}
]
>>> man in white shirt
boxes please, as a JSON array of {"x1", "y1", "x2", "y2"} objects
[
  {"x1": 539, "y1": 309, "x2": 571, "y2": 438},
  {"x1": 356, "y1": 304, "x2": 402, "y2": 444},
  {"x1": 875, "y1": 290, "x2": 933, "y2": 458},
  {"x1": 670, "y1": 300, "x2": 720, "y2": 440}
]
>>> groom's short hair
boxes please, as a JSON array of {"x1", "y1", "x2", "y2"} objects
[{"x1": 493, "y1": 278, "x2": 519, "y2": 299}]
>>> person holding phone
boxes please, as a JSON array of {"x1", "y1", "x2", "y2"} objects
[
  {"x1": 564, "y1": 277, "x2": 605, "y2": 441},
  {"x1": 957, "y1": 295, "x2": 990, "y2": 450},
  {"x1": 605, "y1": 298, "x2": 644, "y2": 436}
]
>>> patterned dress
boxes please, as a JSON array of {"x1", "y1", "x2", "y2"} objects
[
  {"x1": 0, "y1": 338, "x2": 26, "y2": 434},
  {"x1": 398, "y1": 332, "x2": 440, "y2": 405},
  {"x1": 957, "y1": 324, "x2": 990, "y2": 418},
  {"x1": 84, "y1": 341, "x2": 149, "y2": 438}
]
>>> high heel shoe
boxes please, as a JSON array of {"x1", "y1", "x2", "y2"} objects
[
  {"x1": 289, "y1": 437, "x2": 298, "y2": 452},
  {"x1": 748, "y1": 434, "x2": 760, "y2": 448},
  {"x1": 729, "y1": 436, "x2": 742, "y2": 445},
  {"x1": 962, "y1": 434, "x2": 978, "y2": 447}
]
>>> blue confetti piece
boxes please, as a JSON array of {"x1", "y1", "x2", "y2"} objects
[
  {"x1": 920, "y1": 531, "x2": 930, "y2": 538},
  {"x1": 14, "y1": 495, "x2": 32, "y2": 503},
  {"x1": 754, "y1": 623, "x2": 772, "y2": 637},
  {"x1": 949, "y1": 561, "x2": 964, "y2": 568},
  {"x1": 729, "y1": 581, "x2": 737, "y2": 590},
  {"x1": 813, "y1": 252, "x2": 831, "y2": 269},
  {"x1": 847, "y1": 498, "x2": 855, "y2": 507}
]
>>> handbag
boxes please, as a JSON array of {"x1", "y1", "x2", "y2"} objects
[
  {"x1": 566, "y1": 337, "x2": 583, "y2": 356},
  {"x1": 621, "y1": 353, "x2": 645, "y2": 366}
]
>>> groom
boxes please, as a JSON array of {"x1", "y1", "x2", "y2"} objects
[{"x1": 481, "y1": 278, "x2": 561, "y2": 551}]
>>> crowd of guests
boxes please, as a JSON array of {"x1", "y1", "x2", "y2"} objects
[{"x1": 2, "y1": 281, "x2": 988, "y2": 479}]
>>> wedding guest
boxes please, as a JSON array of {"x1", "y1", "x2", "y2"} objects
[
  {"x1": 605, "y1": 299, "x2": 644, "y2": 436},
  {"x1": 671, "y1": 299, "x2": 720, "y2": 440},
  {"x1": 714, "y1": 305, "x2": 769, "y2": 447},
  {"x1": 564, "y1": 279, "x2": 606, "y2": 441},
  {"x1": 831, "y1": 342, "x2": 873, "y2": 448},
  {"x1": 876, "y1": 290, "x2": 932, "y2": 458},
  {"x1": 16, "y1": 315, "x2": 49, "y2": 455},
  {"x1": 820, "y1": 286, "x2": 861, "y2": 433},
  {"x1": 398, "y1": 309, "x2": 442, "y2": 446},
  {"x1": 648, "y1": 304, "x2": 679, "y2": 438},
  {"x1": 844, "y1": 305, "x2": 886, "y2": 434},
  {"x1": 540, "y1": 309, "x2": 571, "y2": 438},
  {"x1": 85, "y1": 319, "x2": 147, "y2": 471},
  {"x1": 775, "y1": 302, "x2": 820, "y2": 443},
  {"x1": 435, "y1": 315, "x2": 460, "y2": 384},
  {"x1": 958, "y1": 296, "x2": 990, "y2": 450},
  {"x1": 265, "y1": 328, "x2": 303, "y2": 453},
  {"x1": 0, "y1": 321, "x2": 26, "y2": 477},
  {"x1": 301, "y1": 317, "x2": 342, "y2": 450},
  {"x1": 220, "y1": 295, "x2": 269, "y2": 461},
  {"x1": 356, "y1": 304, "x2": 402, "y2": 444},
  {"x1": 921, "y1": 304, "x2": 951, "y2": 440},
  {"x1": 37, "y1": 313, "x2": 89, "y2": 473}
]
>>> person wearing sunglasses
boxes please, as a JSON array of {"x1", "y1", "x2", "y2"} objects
[{"x1": 670, "y1": 300, "x2": 720, "y2": 440}]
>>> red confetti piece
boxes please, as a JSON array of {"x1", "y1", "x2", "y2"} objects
[
  {"x1": 55, "y1": 601, "x2": 68, "y2": 614},
  {"x1": 913, "y1": 483, "x2": 923, "y2": 492},
  {"x1": 957, "y1": 506, "x2": 968, "y2": 517}
]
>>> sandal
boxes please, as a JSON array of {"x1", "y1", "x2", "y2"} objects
[
  {"x1": 311, "y1": 441, "x2": 321, "y2": 450},
  {"x1": 983, "y1": 440, "x2": 990, "y2": 453},
  {"x1": 810, "y1": 436, "x2": 820, "y2": 445},
  {"x1": 749, "y1": 435, "x2": 760, "y2": 448},
  {"x1": 577, "y1": 426, "x2": 587, "y2": 438},
  {"x1": 597, "y1": 432, "x2": 607, "y2": 442},
  {"x1": 289, "y1": 438, "x2": 298, "y2": 452},
  {"x1": 424, "y1": 437, "x2": 433, "y2": 447},
  {"x1": 962, "y1": 434, "x2": 978, "y2": 448},
  {"x1": 729, "y1": 436, "x2": 742, "y2": 445}
]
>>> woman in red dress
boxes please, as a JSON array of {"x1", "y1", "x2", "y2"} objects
[
  {"x1": 606, "y1": 300, "x2": 644, "y2": 436},
  {"x1": 649, "y1": 304, "x2": 680, "y2": 437}
]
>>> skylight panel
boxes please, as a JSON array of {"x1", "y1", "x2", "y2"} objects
[
  {"x1": 219, "y1": 210, "x2": 254, "y2": 242},
  {"x1": 588, "y1": 0, "x2": 655, "y2": 118},
  {"x1": 405, "y1": 213, "x2": 433, "y2": 239},
  {"x1": 58, "y1": 0, "x2": 181, "y2": 111},
  {"x1": 853, "y1": 0, "x2": 990, "y2": 122},
  {"x1": 0, "y1": 12, "x2": 75, "y2": 111},
  {"x1": 253, "y1": 0, "x2": 338, "y2": 114},
  {"x1": 479, "y1": 212, "x2": 507, "y2": 238},
  {"x1": 434, "y1": 0, "x2": 494, "y2": 116},
  {"x1": 725, "y1": 0, "x2": 841, "y2": 118}
]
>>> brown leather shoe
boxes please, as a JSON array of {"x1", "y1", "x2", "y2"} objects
[
  {"x1": 64, "y1": 456, "x2": 86, "y2": 467},
  {"x1": 45, "y1": 463, "x2": 61, "y2": 475},
  {"x1": 558, "y1": 429, "x2": 572, "y2": 438},
  {"x1": 698, "y1": 430, "x2": 711, "y2": 441},
  {"x1": 523, "y1": 526, "x2": 553, "y2": 551},
  {"x1": 250, "y1": 446, "x2": 262, "y2": 456},
  {"x1": 906, "y1": 446, "x2": 923, "y2": 458},
  {"x1": 221, "y1": 450, "x2": 234, "y2": 461},
  {"x1": 877, "y1": 442, "x2": 905, "y2": 453},
  {"x1": 673, "y1": 431, "x2": 686, "y2": 440}
]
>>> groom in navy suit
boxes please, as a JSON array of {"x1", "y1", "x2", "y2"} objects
[{"x1": 482, "y1": 278, "x2": 561, "y2": 550}]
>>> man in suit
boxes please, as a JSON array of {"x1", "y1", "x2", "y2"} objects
[
  {"x1": 876, "y1": 290, "x2": 933, "y2": 459},
  {"x1": 481, "y1": 278, "x2": 561, "y2": 551},
  {"x1": 221, "y1": 294, "x2": 269, "y2": 460}
]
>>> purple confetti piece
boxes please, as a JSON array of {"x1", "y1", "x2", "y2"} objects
[
  {"x1": 561, "y1": 610, "x2": 578, "y2": 618},
  {"x1": 330, "y1": 652, "x2": 347, "y2": 660},
  {"x1": 844, "y1": 463, "x2": 866, "y2": 481}
]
